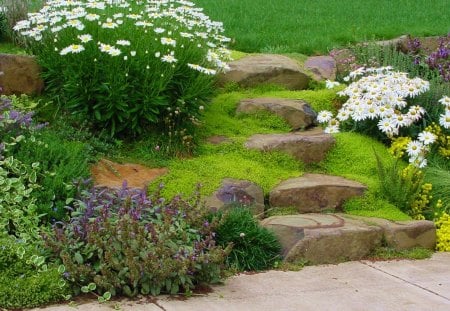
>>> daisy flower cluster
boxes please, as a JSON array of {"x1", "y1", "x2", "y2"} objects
[
  {"x1": 13, "y1": 0, "x2": 232, "y2": 136},
  {"x1": 14, "y1": 0, "x2": 231, "y2": 72},
  {"x1": 320, "y1": 67, "x2": 450, "y2": 168}
]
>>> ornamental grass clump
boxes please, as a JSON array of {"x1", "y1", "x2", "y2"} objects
[
  {"x1": 15, "y1": 0, "x2": 231, "y2": 136},
  {"x1": 319, "y1": 67, "x2": 450, "y2": 167},
  {"x1": 45, "y1": 183, "x2": 230, "y2": 297}
]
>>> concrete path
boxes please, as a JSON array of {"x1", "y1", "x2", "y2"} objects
[{"x1": 34, "y1": 253, "x2": 450, "y2": 311}]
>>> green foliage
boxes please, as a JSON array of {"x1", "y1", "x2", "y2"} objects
[
  {"x1": 19, "y1": 1, "x2": 231, "y2": 137},
  {"x1": 367, "y1": 247, "x2": 433, "y2": 260},
  {"x1": 215, "y1": 207, "x2": 282, "y2": 271},
  {"x1": 0, "y1": 235, "x2": 69, "y2": 309},
  {"x1": 375, "y1": 152, "x2": 423, "y2": 214},
  {"x1": 13, "y1": 130, "x2": 91, "y2": 220},
  {"x1": 436, "y1": 212, "x2": 450, "y2": 251},
  {"x1": 266, "y1": 206, "x2": 299, "y2": 217},
  {"x1": 155, "y1": 142, "x2": 301, "y2": 199},
  {"x1": 424, "y1": 160, "x2": 450, "y2": 214},
  {"x1": 344, "y1": 195, "x2": 411, "y2": 221},
  {"x1": 194, "y1": 0, "x2": 450, "y2": 54},
  {"x1": 46, "y1": 185, "x2": 230, "y2": 297}
]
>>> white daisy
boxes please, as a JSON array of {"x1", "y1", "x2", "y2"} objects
[
  {"x1": 78, "y1": 34, "x2": 93, "y2": 43},
  {"x1": 417, "y1": 131, "x2": 436, "y2": 145},
  {"x1": 161, "y1": 54, "x2": 177, "y2": 63},
  {"x1": 60, "y1": 44, "x2": 85, "y2": 55},
  {"x1": 317, "y1": 110, "x2": 333, "y2": 123},
  {"x1": 406, "y1": 140, "x2": 424, "y2": 157}
]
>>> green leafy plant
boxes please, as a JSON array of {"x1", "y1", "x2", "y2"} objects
[
  {"x1": 0, "y1": 235, "x2": 69, "y2": 309},
  {"x1": 45, "y1": 184, "x2": 230, "y2": 298},
  {"x1": 215, "y1": 207, "x2": 282, "y2": 271},
  {"x1": 17, "y1": 0, "x2": 231, "y2": 137}
]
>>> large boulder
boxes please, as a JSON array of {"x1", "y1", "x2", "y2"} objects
[
  {"x1": 220, "y1": 54, "x2": 310, "y2": 90},
  {"x1": 204, "y1": 178, "x2": 265, "y2": 217},
  {"x1": 304, "y1": 56, "x2": 337, "y2": 81},
  {"x1": 237, "y1": 98, "x2": 317, "y2": 130},
  {"x1": 269, "y1": 174, "x2": 367, "y2": 213},
  {"x1": 245, "y1": 127, "x2": 335, "y2": 164},
  {"x1": 0, "y1": 54, "x2": 44, "y2": 95},
  {"x1": 261, "y1": 214, "x2": 383, "y2": 264}
]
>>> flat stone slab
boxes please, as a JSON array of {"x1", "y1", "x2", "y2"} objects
[
  {"x1": 304, "y1": 56, "x2": 337, "y2": 81},
  {"x1": 203, "y1": 178, "x2": 265, "y2": 217},
  {"x1": 91, "y1": 159, "x2": 167, "y2": 189},
  {"x1": 262, "y1": 214, "x2": 383, "y2": 264},
  {"x1": 269, "y1": 174, "x2": 367, "y2": 213},
  {"x1": 245, "y1": 127, "x2": 335, "y2": 163},
  {"x1": 220, "y1": 54, "x2": 310, "y2": 90},
  {"x1": 237, "y1": 98, "x2": 317, "y2": 130},
  {"x1": 0, "y1": 54, "x2": 44, "y2": 95},
  {"x1": 262, "y1": 214, "x2": 436, "y2": 264}
]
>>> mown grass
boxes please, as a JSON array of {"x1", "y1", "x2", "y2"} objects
[{"x1": 194, "y1": 0, "x2": 450, "y2": 54}]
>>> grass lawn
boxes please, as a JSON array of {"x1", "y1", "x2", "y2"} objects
[{"x1": 193, "y1": 0, "x2": 450, "y2": 54}]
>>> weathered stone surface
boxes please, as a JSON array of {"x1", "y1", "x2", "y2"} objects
[
  {"x1": 204, "y1": 179, "x2": 265, "y2": 217},
  {"x1": 237, "y1": 98, "x2": 317, "y2": 130},
  {"x1": 220, "y1": 54, "x2": 310, "y2": 90},
  {"x1": 261, "y1": 214, "x2": 383, "y2": 264},
  {"x1": 304, "y1": 56, "x2": 337, "y2": 81},
  {"x1": 0, "y1": 54, "x2": 44, "y2": 95},
  {"x1": 346, "y1": 216, "x2": 436, "y2": 250},
  {"x1": 329, "y1": 48, "x2": 357, "y2": 76},
  {"x1": 269, "y1": 174, "x2": 367, "y2": 213},
  {"x1": 245, "y1": 127, "x2": 335, "y2": 164},
  {"x1": 91, "y1": 159, "x2": 167, "y2": 189}
]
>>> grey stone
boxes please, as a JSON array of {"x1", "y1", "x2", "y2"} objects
[
  {"x1": 204, "y1": 178, "x2": 265, "y2": 217},
  {"x1": 0, "y1": 54, "x2": 44, "y2": 95},
  {"x1": 245, "y1": 127, "x2": 335, "y2": 164},
  {"x1": 269, "y1": 174, "x2": 367, "y2": 213},
  {"x1": 220, "y1": 54, "x2": 310, "y2": 90},
  {"x1": 237, "y1": 98, "x2": 317, "y2": 130},
  {"x1": 304, "y1": 56, "x2": 337, "y2": 81}
]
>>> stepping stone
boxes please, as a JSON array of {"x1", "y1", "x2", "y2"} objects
[
  {"x1": 261, "y1": 214, "x2": 383, "y2": 264},
  {"x1": 220, "y1": 54, "x2": 310, "y2": 90},
  {"x1": 245, "y1": 127, "x2": 335, "y2": 163},
  {"x1": 91, "y1": 159, "x2": 167, "y2": 189},
  {"x1": 204, "y1": 178, "x2": 265, "y2": 217},
  {"x1": 345, "y1": 215, "x2": 436, "y2": 250},
  {"x1": 0, "y1": 54, "x2": 44, "y2": 95},
  {"x1": 237, "y1": 98, "x2": 317, "y2": 130},
  {"x1": 269, "y1": 174, "x2": 367, "y2": 213},
  {"x1": 261, "y1": 214, "x2": 436, "y2": 264},
  {"x1": 304, "y1": 56, "x2": 337, "y2": 81}
]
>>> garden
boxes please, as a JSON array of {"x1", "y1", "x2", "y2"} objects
[{"x1": 0, "y1": 0, "x2": 449, "y2": 309}]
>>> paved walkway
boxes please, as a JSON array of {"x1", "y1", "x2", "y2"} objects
[{"x1": 34, "y1": 253, "x2": 450, "y2": 311}]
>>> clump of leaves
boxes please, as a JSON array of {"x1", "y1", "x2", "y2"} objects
[
  {"x1": 0, "y1": 235, "x2": 69, "y2": 309},
  {"x1": 45, "y1": 183, "x2": 230, "y2": 298},
  {"x1": 215, "y1": 207, "x2": 282, "y2": 271}
]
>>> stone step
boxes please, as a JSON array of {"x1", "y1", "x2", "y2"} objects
[
  {"x1": 261, "y1": 213, "x2": 436, "y2": 264},
  {"x1": 245, "y1": 127, "x2": 335, "y2": 164},
  {"x1": 220, "y1": 54, "x2": 310, "y2": 90},
  {"x1": 269, "y1": 173, "x2": 367, "y2": 213},
  {"x1": 237, "y1": 97, "x2": 317, "y2": 131}
]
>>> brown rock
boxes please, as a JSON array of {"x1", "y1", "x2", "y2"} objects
[
  {"x1": 206, "y1": 135, "x2": 231, "y2": 145},
  {"x1": 329, "y1": 48, "x2": 357, "y2": 76},
  {"x1": 204, "y1": 178, "x2": 265, "y2": 217},
  {"x1": 304, "y1": 56, "x2": 337, "y2": 81},
  {"x1": 345, "y1": 216, "x2": 436, "y2": 250},
  {"x1": 91, "y1": 159, "x2": 167, "y2": 189},
  {"x1": 0, "y1": 54, "x2": 44, "y2": 95},
  {"x1": 269, "y1": 174, "x2": 367, "y2": 213},
  {"x1": 261, "y1": 214, "x2": 383, "y2": 264},
  {"x1": 237, "y1": 98, "x2": 317, "y2": 130},
  {"x1": 220, "y1": 54, "x2": 310, "y2": 90},
  {"x1": 245, "y1": 127, "x2": 335, "y2": 164}
]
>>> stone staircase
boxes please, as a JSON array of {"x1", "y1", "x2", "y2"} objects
[{"x1": 207, "y1": 54, "x2": 436, "y2": 263}]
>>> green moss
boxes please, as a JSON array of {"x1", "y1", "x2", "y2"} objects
[
  {"x1": 344, "y1": 195, "x2": 411, "y2": 221},
  {"x1": 154, "y1": 142, "x2": 301, "y2": 198},
  {"x1": 366, "y1": 247, "x2": 433, "y2": 261},
  {"x1": 0, "y1": 42, "x2": 27, "y2": 55},
  {"x1": 266, "y1": 206, "x2": 299, "y2": 217},
  {"x1": 230, "y1": 50, "x2": 248, "y2": 60}
]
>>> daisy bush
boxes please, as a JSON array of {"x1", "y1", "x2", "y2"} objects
[
  {"x1": 14, "y1": 0, "x2": 231, "y2": 136},
  {"x1": 319, "y1": 67, "x2": 450, "y2": 168}
]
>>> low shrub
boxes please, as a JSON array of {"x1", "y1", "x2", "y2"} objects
[
  {"x1": 16, "y1": 0, "x2": 231, "y2": 136},
  {"x1": 215, "y1": 207, "x2": 282, "y2": 271},
  {"x1": 45, "y1": 184, "x2": 230, "y2": 297},
  {"x1": 436, "y1": 212, "x2": 450, "y2": 251},
  {"x1": 0, "y1": 235, "x2": 69, "y2": 309}
]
